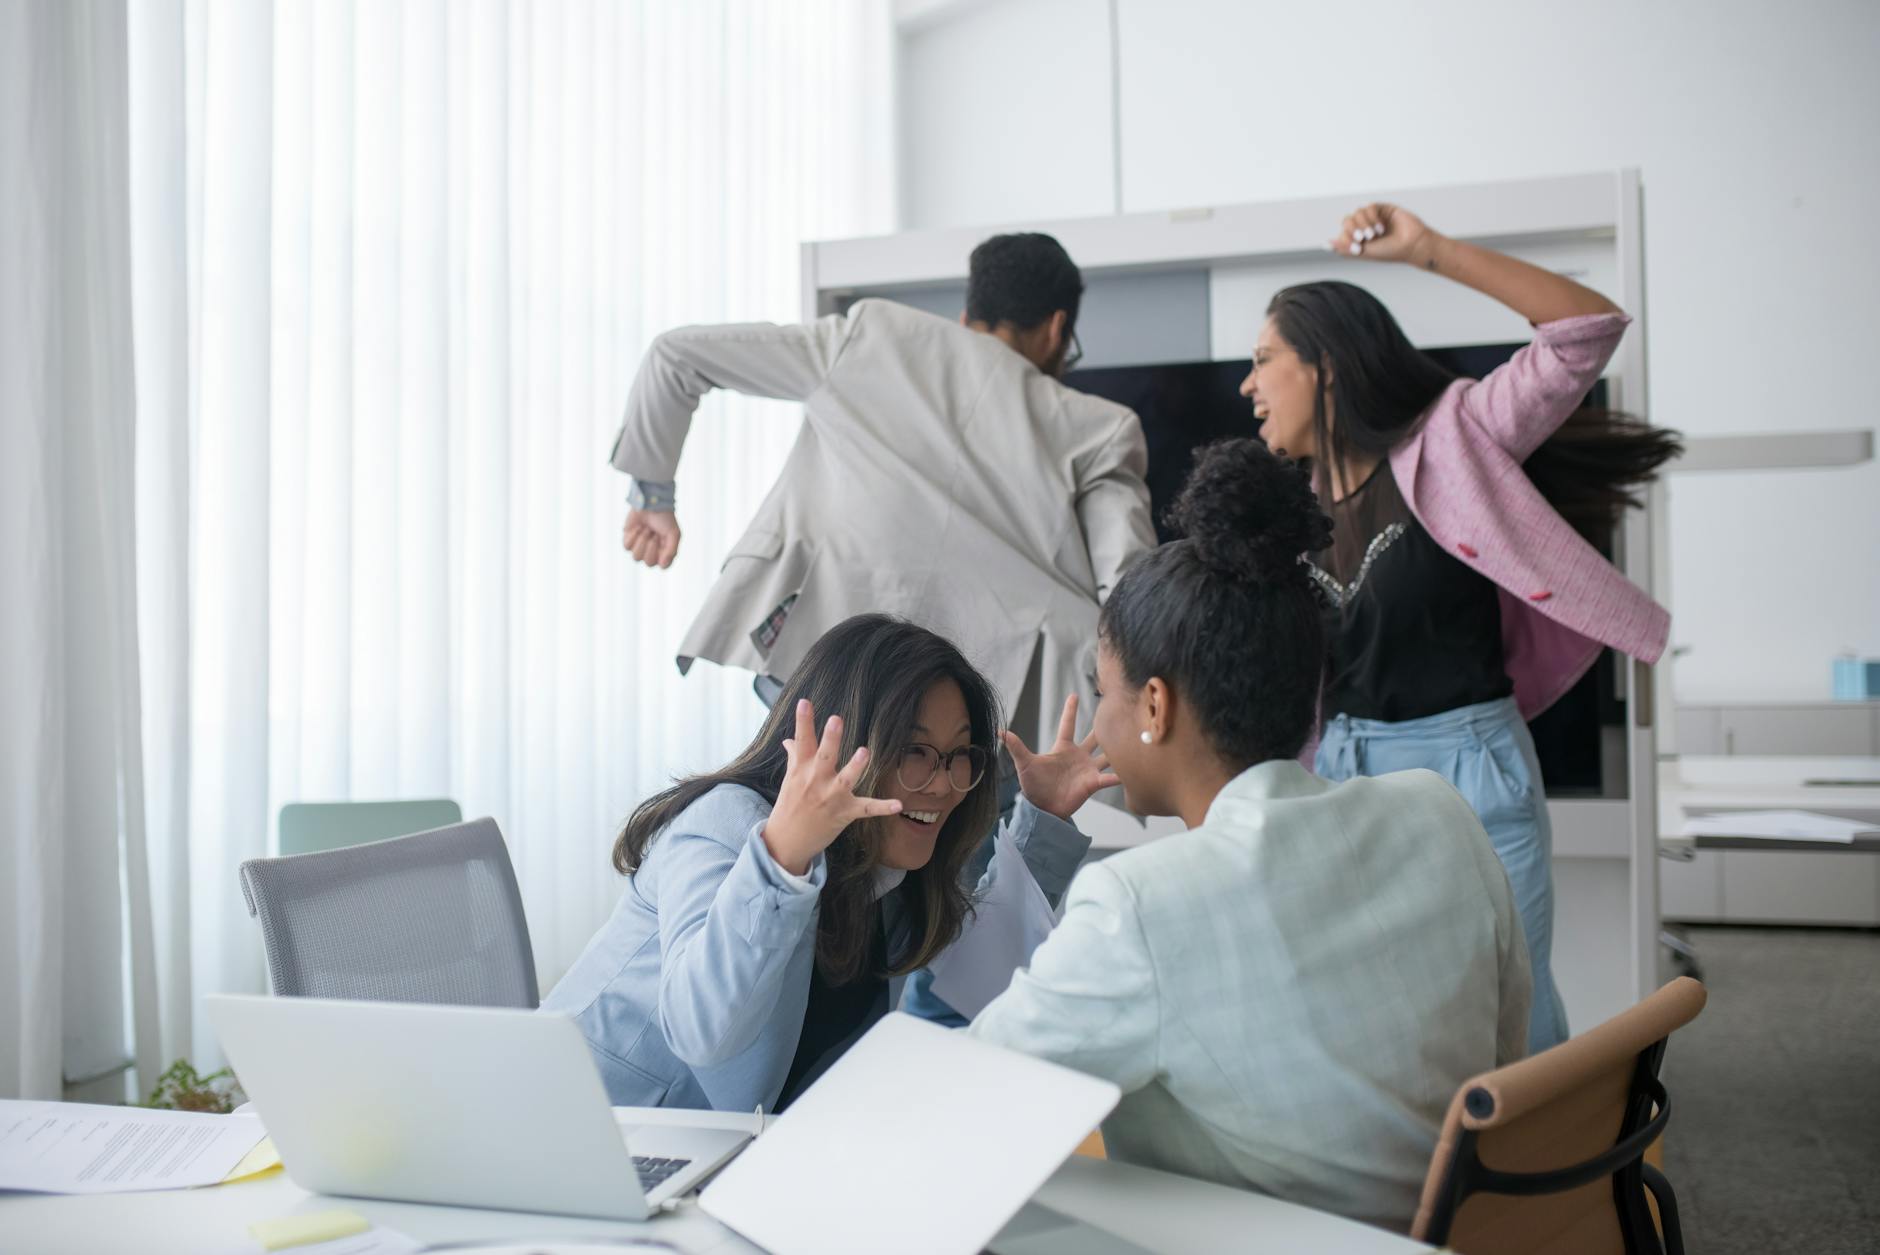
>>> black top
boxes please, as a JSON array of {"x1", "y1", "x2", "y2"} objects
[
  {"x1": 1312, "y1": 464, "x2": 1512, "y2": 724},
  {"x1": 775, "y1": 906, "x2": 890, "y2": 1111}
]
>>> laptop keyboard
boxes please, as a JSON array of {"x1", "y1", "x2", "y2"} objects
[{"x1": 632, "y1": 1155, "x2": 694, "y2": 1194}]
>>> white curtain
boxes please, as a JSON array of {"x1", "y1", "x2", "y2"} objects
[
  {"x1": 1, "y1": 0, "x2": 162, "y2": 1101},
  {"x1": 125, "y1": 0, "x2": 897, "y2": 1069}
]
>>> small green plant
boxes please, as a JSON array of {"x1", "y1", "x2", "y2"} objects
[{"x1": 143, "y1": 1058, "x2": 243, "y2": 1113}]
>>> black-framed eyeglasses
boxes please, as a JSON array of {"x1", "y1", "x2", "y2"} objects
[
  {"x1": 1062, "y1": 331, "x2": 1084, "y2": 373},
  {"x1": 896, "y1": 743, "x2": 990, "y2": 793}
]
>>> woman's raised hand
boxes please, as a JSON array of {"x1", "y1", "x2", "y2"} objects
[
  {"x1": 1330, "y1": 202, "x2": 1441, "y2": 268},
  {"x1": 1000, "y1": 695, "x2": 1122, "y2": 822},
  {"x1": 762, "y1": 700, "x2": 902, "y2": 876}
]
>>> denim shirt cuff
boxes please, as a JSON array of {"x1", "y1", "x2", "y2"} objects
[
  {"x1": 1006, "y1": 796, "x2": 1092, "y2": 907},
  {"x1": 628, "y1": 478, "x2": 677, "y2": 511}
]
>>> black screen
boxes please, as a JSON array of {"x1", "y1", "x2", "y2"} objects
[{"x1": 1065, "y1": 349, "x2": 1623, "y2": 797}]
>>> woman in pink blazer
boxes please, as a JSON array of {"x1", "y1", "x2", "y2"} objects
[{"x1": 1242, "y1": 203, "x2": 1680, "y2": 1054}]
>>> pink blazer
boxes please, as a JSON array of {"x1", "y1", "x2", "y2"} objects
[{"x1": 1389, "y1": 312, "x2": 1668, "y2": 720}]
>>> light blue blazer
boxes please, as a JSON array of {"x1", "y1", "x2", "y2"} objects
[{"x1": 542, "y1": 782, "x2": 1089, "y2": 1111}]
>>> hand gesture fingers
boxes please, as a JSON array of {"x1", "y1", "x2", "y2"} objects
[
  {"x1": 1051, "y1": 693, "x2": 1081, "y2": 752},
  {"x1": 847, "y1": 794, "x2": 904, "y2": 821},
  {"x1": 834, "y1": 744, "x2": 872, "y2": 793},
  {"x1": 1332, "y1": 204, "x2": 1388, "y2": 256},
  {"x1": 815, "y1": 712, "x2": 845, "y2": 772},
  {"x1": 1330, "y1": 203, "x2": 1430, "y2": 264},
  {"x1": 1013, "y1": 699, "x2": 1119, "y2": 821},
  {"x1": 1000, "y1": 727, "x2": 1037, "y2": 769},
  {"x1": 793, "y1": 699, "x2": 816, "y2": 758},
  {"x1": 765, "y1": 703, "x2": 899, "y2": 872}
]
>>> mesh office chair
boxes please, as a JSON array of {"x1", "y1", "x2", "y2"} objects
[
  {"x1": 1411, "y1": 976, "x2": 1707, "y2": 1255},
  {"x1": 239, "y1": 817, "x2": 540, "y2": 1009}
]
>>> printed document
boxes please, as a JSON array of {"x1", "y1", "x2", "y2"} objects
[{"x1": 0, "y1": 1101, "x2": 265, "y2": 1194}]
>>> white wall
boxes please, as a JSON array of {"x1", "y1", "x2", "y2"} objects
[
  {"x1": 899, "y1": 0, "x2": 1116, "y2": 228},
  {"x1": 897, "y1": 0, "x2": 1880, "y2": 703}
]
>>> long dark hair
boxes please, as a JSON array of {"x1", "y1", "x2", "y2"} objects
[
  {"x1": 1101, "y1": 439, "x2": 1334, "y2": 768},
  {"x1": 612, "y1": 615, "x2": 1001, "y2": 984},
  {"x1": 1266, "y1": 281, "x2": 1681, "y2": 539}
]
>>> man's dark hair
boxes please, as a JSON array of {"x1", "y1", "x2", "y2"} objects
[{"x1": 965, "y1": 232, "x2": 1083, "y2": 333}]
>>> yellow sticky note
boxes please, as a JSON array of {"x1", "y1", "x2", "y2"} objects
[
  {"x1": 222, "y1": 1136, "x2": 284, "y2": 1184},
  {"x1": 248, "y1": 1209, "x2": 370, "y2": 1251}
]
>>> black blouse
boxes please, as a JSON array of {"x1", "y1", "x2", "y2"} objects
[{"x1": 1312, "y1": 464, "x2": 1512, "y2": 724}]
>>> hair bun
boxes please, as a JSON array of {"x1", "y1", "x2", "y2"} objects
[{"x1": 1166, "y1": 439, "x2": 1333, "y2": 582}]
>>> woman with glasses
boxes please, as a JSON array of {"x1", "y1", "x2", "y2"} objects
[{"x1": 543, "y1": 614, "x2": 1111, "y2": 1112}]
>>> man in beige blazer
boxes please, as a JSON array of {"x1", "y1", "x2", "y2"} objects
[{"x1": 610, "y1": 233, "x2": 1155, "y2": 747}]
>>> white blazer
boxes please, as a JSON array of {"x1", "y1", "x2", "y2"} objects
[
  {"x1": 609, "y1": 299, "x2": 1155, "y2": 747},
  {"x1": 970, "y1": 760, "x2": 1532, "y2": 1232}
]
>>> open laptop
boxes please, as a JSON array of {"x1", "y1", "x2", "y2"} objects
[
  {"x1": 206, "y1": 994, "x2": 752, "y2": 1220},
  {"x1": 699, "y1": 1012, "x2": 1127, "y2": 1255}
]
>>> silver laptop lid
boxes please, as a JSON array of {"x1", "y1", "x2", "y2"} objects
[
  {"x1": 206, "y1": 994, "x2": 651, "y2": 1221},
  {"x1": 700, "y1": 1012, "x2": 1120, "y2": 1255}
]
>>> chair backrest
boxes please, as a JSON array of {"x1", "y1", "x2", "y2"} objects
[
  {"x1": 278, "y1": 799, "x2": 464, "y2": 856},
  {"x1": 239, "y1": 817, "x2": 539, "y2": 1009},
  {"x1": 1411, "y1": 976, "x2": 1707, "y2": 1255}
]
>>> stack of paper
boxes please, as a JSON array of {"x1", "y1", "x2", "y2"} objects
[
  {"x1": 0, "y1": 1101, "x2": 266, "y2": 1194},
  {"x1": 1679, "y1": 809, "x2": 1880, "y2": 842}
]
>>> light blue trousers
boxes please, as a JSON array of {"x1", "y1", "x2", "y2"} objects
[{"x1": 1316, "y1": 695, "x2": 1569, "y2": 1054}]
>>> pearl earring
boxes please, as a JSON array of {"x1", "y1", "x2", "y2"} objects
[{"x1": 1140, "y1": 730, "x2": 1153, "y2": 744}]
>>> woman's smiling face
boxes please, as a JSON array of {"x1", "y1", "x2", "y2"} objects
[
  {"x1": 876, "y1": 678, "x2": 978, "y2": 870},
  {"x1": 1240, "y1": 315, "x2": 1322, "y2": 459}
]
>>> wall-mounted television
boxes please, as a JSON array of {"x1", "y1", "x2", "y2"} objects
[{"x1": 1065, "y1": 347, "x2": 1626, "y2": 799}]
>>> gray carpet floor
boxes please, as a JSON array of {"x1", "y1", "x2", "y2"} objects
[{"x1": 1659, "y1": 925, "x2": 1880, "y2": 1254}]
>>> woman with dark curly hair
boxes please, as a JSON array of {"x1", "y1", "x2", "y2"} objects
[
  {"x1": 970, "y1": 439, "x2": 1530, "y2": 1232},
  {"x1": 1245, "y1": 203, "x2": 1681, "y2": 1054}
]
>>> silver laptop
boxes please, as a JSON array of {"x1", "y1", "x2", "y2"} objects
[
  {"x1": 206, "y1": 994, "x2": 752, "y2": 1220},
  {"x1": 700, "y1": 1012, "x2": 1124, "y2": 1255}
]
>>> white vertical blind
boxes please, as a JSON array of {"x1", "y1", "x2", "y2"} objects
[{"x1": 128, "y1": 0, "x2": 896, "y2": 1068}]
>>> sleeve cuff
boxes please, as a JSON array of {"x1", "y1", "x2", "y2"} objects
[
  {"x1": 1006, "y1": 797, "x2": 1093, "y2": 906},
  {"x1": 743, "y1": 821, "x2": 825, "y2": 894},
  {"x1": 1530, "y1": 311, "x2": 1631, "y2": 344},
  {"x1": 628, "y1": 478, "x2": 677, "y2": 511},
  {"x1": 737, "y1": 822, "x2": 825, "y2": 948}
]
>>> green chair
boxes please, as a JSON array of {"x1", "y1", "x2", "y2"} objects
[{"x1": 277, "y1": 799, "x2": 464, "y2": 857}]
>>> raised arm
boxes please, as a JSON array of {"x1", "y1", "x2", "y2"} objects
[
  {"x1": 651, "y1": 822, "x2": 825, "y2": 1070},
  {"x1": 1332, "y1": 203, "x2": 1621, "y2": 323},
  {"x1": 1336, "y1": 203, "x2": 1629, "y2": 458},
  {"x1": 655, "y1": 704, "x2": 901, "y2": 1067},
  {"x1": 611, "y1": 310, "x2": 858, "y2": 568}
]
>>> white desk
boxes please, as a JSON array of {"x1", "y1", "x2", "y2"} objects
[
  {"x1": 1, "y1": 1152, "x2": 1432, "y2": 1255},
  {"x1": 1659, "y1": 755, "x2": 1880, "y2": 925}
]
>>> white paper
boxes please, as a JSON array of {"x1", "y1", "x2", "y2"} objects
[
  {"x1": 927, "y1": 830, "x2": 1059, "y2": 1019},
  {"x1": 0, "y1": 1101, "x2": 265, "y2": 1194},
  {"x1": 1680, "y1": 809, "x2": 1878, "y2": 842}
]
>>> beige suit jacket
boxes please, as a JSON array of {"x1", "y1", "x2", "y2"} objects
[{"x1": 609, "y1": 299, "x2": 1154, "y2": 745}]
